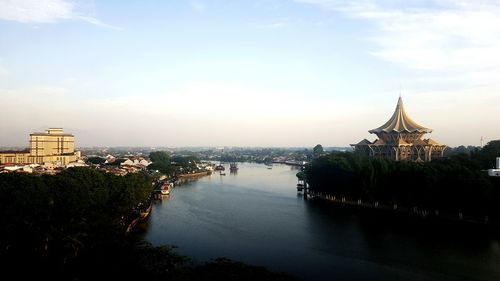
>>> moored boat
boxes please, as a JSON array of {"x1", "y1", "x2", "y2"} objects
[
  {"x1": 160, "y1": 182, "x2": 173, "y2": 195},
  {"x1": 215, "y1": 164, "x2": 225, "y2": 171},
  {"x1": 230, "y1": 162, "x2": 238, "y2": 171}
]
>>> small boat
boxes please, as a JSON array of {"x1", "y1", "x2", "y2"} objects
[
  {"x1": 215, "y1": 164, "x2": 225, "y2": 171},
  {"x1": 230, "y1": 162, "x2": 238, "y2": 171},
  {"x1": 160, "y1": 182, "x2": 173, "y2": 195}
]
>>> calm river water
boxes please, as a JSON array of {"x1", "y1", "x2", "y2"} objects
[{"x1": 143, "y1": 163, "x2": 500, "y2": 281}]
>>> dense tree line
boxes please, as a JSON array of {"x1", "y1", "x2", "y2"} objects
[
  {"x1": 215, "y1": 148, "x2": 312, "y2": 163},
  {"x1": 0, "y1": 167, "x2": 295, "y2": 280},
  {"x1": 304, "y1": 141, "x2": 500, "y2": 219},
  {"x1": 148, "y1": 151, "x2": 201, "y2": 176},
  {"x1": 0, "y1": 168, "x2": 153, "y2": 279}
]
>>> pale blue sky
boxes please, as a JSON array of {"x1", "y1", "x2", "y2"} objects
[{"x1": 0, "y1": 0, "x2": 499, "y2": 147}]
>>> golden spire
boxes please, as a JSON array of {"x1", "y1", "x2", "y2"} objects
[{"x1": 369, "y1": 97, "x2": 433, "y2": 134}]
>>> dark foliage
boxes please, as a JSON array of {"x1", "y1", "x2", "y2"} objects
[
  {"x1": 0, "y1": 168, "x2": 152, "y2": 279},
  {"x1": 304, "y1": 152, "x2": 500, "y2": 218},
  {"x1": 149, "y1": 151, "x2": 171, "y2": 163},
  {"x1": 478, "y1": 140, "x2": 500, "y2": 169},
  {"x1": 148, "y1": 151, "x2": 201, "y2": 175},
  {"x1": 86, "y1": 156, "x2": 106, "y2": 165},
  {"x1": 0, "y1": 167, "x2": 295, "y2": 280}
]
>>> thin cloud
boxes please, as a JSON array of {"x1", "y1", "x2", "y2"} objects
[
  {"x1": 0, "y1": 0, "x2": 72, "y2": 23},
  {"x1": 77, "y1": 16, "x2": 123, "y2": 31},
  {"x1": 294, "y1": 0, "x2": 500, "y2": 145},
  {"x1": 294, "y1": 1, "x2": 500, "y2": 74},
  {"x1": 0, "y1": 0, "x2": 121, "y2": 30}
]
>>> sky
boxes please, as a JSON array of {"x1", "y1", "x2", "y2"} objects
[{"x1": 0, "y1": 0, "x2": 499, "y2": 147}]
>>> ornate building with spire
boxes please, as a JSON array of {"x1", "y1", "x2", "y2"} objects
[{"x1": 352, "y1": 97, "x2": 446, "y2": 162}]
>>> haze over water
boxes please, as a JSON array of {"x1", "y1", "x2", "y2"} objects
[{"x1": 144, "y1": 163, "x2": 500, "y2": 281}]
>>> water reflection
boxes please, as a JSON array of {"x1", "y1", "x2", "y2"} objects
[
  {"x1": 303, "y1": 200, "x2": 500, "y2": 281},
  {"x1": 143, "y1": 163, "x2": 500, "y2": 281}
]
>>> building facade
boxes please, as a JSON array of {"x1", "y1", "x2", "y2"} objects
[
  {"x1": 0, "y1": 128, "x2": 80, "y2": 165},
  {"x1": 352, "y1": 97, "x2": 446, "y2": 162}
]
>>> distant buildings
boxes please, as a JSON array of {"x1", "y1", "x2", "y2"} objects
[
  {"x1": 120, "y1": 157, "x2": 151, "y2": 167},
  {"x1": 0, "y1": 128, "x2": 80, "y2": 165},
  {"x1": 352, "y1": 97, "x2": 446, "y2": 162}
]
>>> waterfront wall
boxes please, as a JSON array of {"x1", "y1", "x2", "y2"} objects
[{"x1": 306, "y1": 190, "x2": 495, "y2": 226}]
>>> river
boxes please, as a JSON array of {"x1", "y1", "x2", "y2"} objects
[{"x1": 143, "y1": 163, "x2": 500, "y2": 281}]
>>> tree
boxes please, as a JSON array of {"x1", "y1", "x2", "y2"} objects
[
  {"x1": 148, "y1": 151, "x2": 173, "y2": 174},
  {"x1": 0, "y1": 168, "x2": 154, "y2": 279},
  {"x1": 304, "y1": 152, "x2": 500, "y2": 217},
  {"x1": 479, "y1": 140, "x2": 500, "y2": 168},
  {"x1": 313, "y1": 144, "x2": 324, "y2": 159},
  {"x1": 87, "y1": 156, "x2": 106, "y2": 165},
  {"x1": 149, "y1": 151, "x2": 171, "y2": 164},
  {"x1": 0, "y1": 168, "x2": 297, "y2": 281}
]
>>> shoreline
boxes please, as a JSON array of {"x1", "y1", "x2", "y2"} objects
[
  {"x1": 178, "y1": 170, "x2": 211, "y2": 179},
  {"x1": 304, "y1": 190, "x2": 499, "y2": 230}
]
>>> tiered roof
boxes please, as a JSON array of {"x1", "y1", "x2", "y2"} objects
[{"x1": 369, "y1": 97, "x2": 432, "y2": 134}]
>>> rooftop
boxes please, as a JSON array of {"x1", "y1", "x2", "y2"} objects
[
  {"x1": 369, "y1": 97, "x2": 433, "y2": 134},
  {"x1": 30, "y1": 128, "x2": 74, "y2": 137}
]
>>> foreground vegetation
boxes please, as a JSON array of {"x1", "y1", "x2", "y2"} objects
[
  {"x1": 0, "y1": 167, "x2": 296, "y2": 280},
  {"x1": 304, "y1": 141, "x2": 500, "y2": 220}
]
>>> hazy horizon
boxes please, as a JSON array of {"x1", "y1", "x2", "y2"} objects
[{"x1": 1, "y1": 1, "x2": 499, "y2": 147}]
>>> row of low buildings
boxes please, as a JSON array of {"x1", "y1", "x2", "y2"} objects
[
  {"x1": 87, "y1": 155, "x2": 152, "y2": 176},
  {"x1": 0, "y1": 161, "x2": 87, "y2": 175},
  {"x1": 0, "y1": 127, "x2": 154, "y2": 176}
]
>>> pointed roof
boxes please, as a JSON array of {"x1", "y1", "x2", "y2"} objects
[
  {"x1": 372, "y1": 139, "x2": 386, "y2": 145},
  {"x1": 357, "y1": 139, "x2": 372, "y2": 145},
  {"x1": 369, "y1": 97, "x2": 433, "y2": 134}
]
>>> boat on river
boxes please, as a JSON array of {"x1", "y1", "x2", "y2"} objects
[
  {"x1": 160, "y1": 182, "x2": 173, "y2": 195},
  {"x1": 230, "y1": 163, "x2": 238, "y2": 171},
  {"x1": 215, "y1": 164, "x2": 225, "y2": 171}
]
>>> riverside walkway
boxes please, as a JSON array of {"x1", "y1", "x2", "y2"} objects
[{"x1": 304, "y1": 189, "x2": 493, "y2": 226}]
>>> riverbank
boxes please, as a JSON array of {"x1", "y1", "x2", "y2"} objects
[
  {"x1": 179, "y1": 170, "x2": 211, "y2": 179},
  {"x1": 304, "y1": 190, "x2": 500, "y2": 231},
  {"x1": 126, "y1": 203, "x2": 153, "y2": 233},
  {"x1": 0, "y1": 167, "x2": 298, "y2": 281},
  {"x1": 128, "y1": 171, "x2": 213, "y2": 232},
  {"x1": 144, "y1": 163, "x2": 500, "y2": 281}
]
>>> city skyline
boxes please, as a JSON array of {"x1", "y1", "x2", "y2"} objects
[{"x1": 1, "y1": 0, "x2": 499, "y2": 147}]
